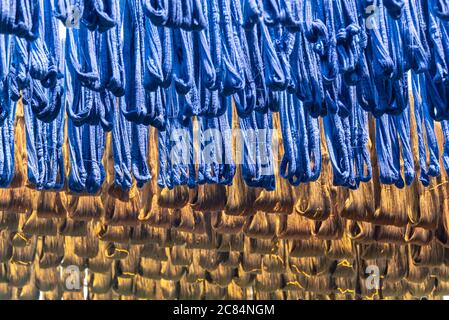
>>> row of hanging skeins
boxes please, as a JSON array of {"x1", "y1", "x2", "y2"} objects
[
  {"x1": 1, "y1": 214, "x2": 447, "y2": 298},
  {"x1": 2, "y1": 172, "x2": 449, "y2": 303},
  {"x1": 2, "y1": 224, "x2": 449, "y2": 300},
  {"x1": 339, "y1": 90, "x2": 449, "y2": 248},
  {"x1": 7, "y1": 95, "x2": 447, "y2": 248},
  {"x1": 1, "y1": 99, "x2": 449, "y2": 300},
  {"x1": 123, "y1": 92, "x2": 449, "y2": 300},
  {"x1": 0, "y1": 98, "x2": 89, "y2": 300},
  {"x1": 0, "y1": 105, "x2": 414, "y2": 282}
]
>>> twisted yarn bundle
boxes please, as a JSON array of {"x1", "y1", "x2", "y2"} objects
[{"x1": 0, "y1": 0, "x2": 449, "y2": 301}]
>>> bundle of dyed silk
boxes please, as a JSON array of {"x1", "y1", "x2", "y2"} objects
[
  {"x1": 0, "y1": 0, "x2": 449, "y2": 301},
  {"x1": 0, "y1": 0, "x2": 449, "y2": 192}
]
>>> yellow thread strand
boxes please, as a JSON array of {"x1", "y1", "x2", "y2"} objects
[
  {"x1": 291, "y1": 265, "x2": 311, "y2": 278},
  {"x1": 364, "y1": 289, "x2": 379, "y2": 300},
  {"x1": 11, "y1": 260, "x2": 32, "y2": 266},
  {"x1": 128, "y1": 184, "x2": 138, "y2": 199},
  {"x1": 16, "y1": 232, "x2": 30, "y2": 245},
  {"x1": 337, "y1": 260, "x2": 353, "y2": 268},
  {"x1": 428, "y1": 180, "x2": 449, "y2": 192},
  {"x1": 338, "y1": 288, "x2": 355, "y2": 294},
  {"x1": 271, "y1": 254, "x2": 284, "y2": 264},
  {"x1": 286, "y1": 281, "x2": 305, "y2": 290},
  {"x1": 122, "y1": 272, "x2": 136, "y2": 277},
  {"x1": 296, "y1": 202, "x2": 310, "y2": 214},
  {"x1": 105, "y1": 247, "x2": 129, "y2": 258}
]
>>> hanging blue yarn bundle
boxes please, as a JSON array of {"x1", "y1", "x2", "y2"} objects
[
  {"x1": 0, "y1": 101, "x2": 15, "y2": 187},
  {"x1": 3, "y1": 0, "x2": 449, "y2": 193}
]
